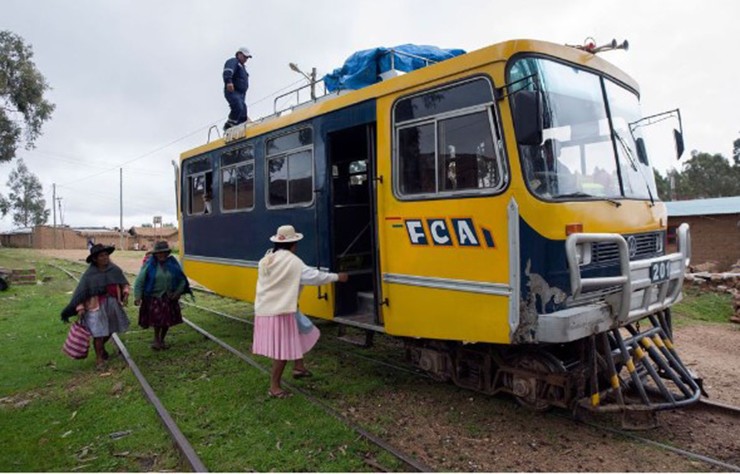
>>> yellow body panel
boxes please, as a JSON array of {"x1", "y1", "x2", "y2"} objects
[
  {"x1": 383, "y1": 283, "x2": 512, "y2": 343},
  {"x1": 183, "y1": 259, "x2": 335, "y2": 319}
]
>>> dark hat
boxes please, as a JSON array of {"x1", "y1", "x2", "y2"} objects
[
  {"x1": 86, "y1": 244, "x2": 115, "y2": 263},
  {"x1": 151, "y1": 241, "x2": 172, "y2": 255}
]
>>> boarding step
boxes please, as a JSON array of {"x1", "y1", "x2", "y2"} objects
[
  {"x1": 356, "y1": 291, "x2": 375, "y2": 314},
  {"x1": 337, "y1": 324, "x2": 375, "y2": 348},
  {"x1": 334, "y1": 312, "x2": 384, "y2": 332}
]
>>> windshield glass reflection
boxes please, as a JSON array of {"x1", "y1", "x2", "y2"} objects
[{"x1": 509, "y1": 57, "x2": 657, "y2": 201}]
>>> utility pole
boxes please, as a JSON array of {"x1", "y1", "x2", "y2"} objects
[
  {"x1": 52, "y1": 183, "x2": 57, "y2": 248},
  {"x1": 119, "y1": 168, "x2": 124, "y2": 250},
  {"x1": 56, "y1": 197, "x2": 64, "y2": 226}
]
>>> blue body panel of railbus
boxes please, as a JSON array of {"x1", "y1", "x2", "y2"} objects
[{"x1": 182, "y1": 100, "x2": 376, "y2": 269}]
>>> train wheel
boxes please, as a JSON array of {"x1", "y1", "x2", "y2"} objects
[{"x1": 507, "y1": 352, "x2": 566, "y2": 412}]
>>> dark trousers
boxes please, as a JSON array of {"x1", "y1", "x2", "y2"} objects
[{"x1": 225, "y1": 90, "x2": 247, "y2": 127}]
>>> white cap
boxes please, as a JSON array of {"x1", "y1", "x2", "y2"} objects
[{"x1": 237, "y1": 47, "x2": 252, "y2": 58}]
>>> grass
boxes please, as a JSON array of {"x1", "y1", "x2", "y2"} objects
[
  {"x1": 0, "y1": 248, "x2": 407, "y2": 472},
  {"x1": 671, "y1": 286, "x2": 734, "y2": 326},
  {"x1": 3, "y1": 247, "x2": 734, "y2": 471},
  {"x1": 0, "y1": 255, "x2": 181, "y2": 471}
]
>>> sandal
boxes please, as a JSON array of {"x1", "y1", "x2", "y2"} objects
[
  {"x1": 292, "y1": 368, "x2": 313, "y2": 379},
  {"x1": 268, "y1": 389, "x2": 292, "y2": 399}
]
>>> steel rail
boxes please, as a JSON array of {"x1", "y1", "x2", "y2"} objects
[
  {"x1": 696, "y1": 398, "x2": 740, "y2": 417},
  {"x1": 572, "y1": 416, "x2": 740, "y2": 472},
  {"x1": 181, "y1": 317, "x2": 435, "y2": 473},
  {"x1": 180, "y1": 300, "x2": 426, "y2": 378},
  {"x1": 183, "y1": 297, "x2": 740, "y2": 472},
  {"x1": 49, "y1": 262, "x2": 208, "y2": 472},
  {"x1": 53, "y1": 261, "x2": 739, "y2": 472},
  {"x1": 112, "y1": 333, "x2": 208, "y2": 472}
]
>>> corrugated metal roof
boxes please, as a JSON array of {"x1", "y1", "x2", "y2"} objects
[
  {"x1": 665, "y1": 196, "x2": 740, "y2": 217},
  {"x1": 129, "y1": 226, "x2": 178, "y2": 237}
]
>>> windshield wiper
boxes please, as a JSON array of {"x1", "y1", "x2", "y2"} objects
[
  {"x1": 558, "y1": 192, "x2": 622, "y2": 207},
  {"x1": 612, "y1": 129, "x2": 655, "y2": 206},
  {"x1": 613, "y1": 130, "x2": 638, "y2": 172}
]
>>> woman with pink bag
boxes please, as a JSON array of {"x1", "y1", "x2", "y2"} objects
[{"x1": 61, "y1": 244, "x2": 131, "y2": 369}]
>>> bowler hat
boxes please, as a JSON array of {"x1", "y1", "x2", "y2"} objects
[
  {"x1": 86, "y1": 244, "x2": 115, "y2": 263},
  {"x1": 151, "y1": 241, "x2": 172, "y2": 255},
  {"x1": 269, "y1": 225, "x2": 303, "y2": 243}
]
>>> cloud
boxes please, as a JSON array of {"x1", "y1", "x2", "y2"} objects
[{"x1": 2, "y1": 0, "x2": 738, "y2": 231}]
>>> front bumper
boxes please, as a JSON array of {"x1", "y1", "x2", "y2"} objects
[{"x1": 537, "y1": 223, "x2": 690, "y2": 344}]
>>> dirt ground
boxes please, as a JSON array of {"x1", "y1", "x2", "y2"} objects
[
  {"x1": 33, "y1": 249, "x2": 740, "y2": 471},
  {"x1": 673, "y1": 323, "x2": 740, "y2": 406},
  {"x1": 34, "y1": 249, "x2": 148, "y2": 275}
]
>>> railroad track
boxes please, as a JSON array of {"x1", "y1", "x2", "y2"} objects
[
  {"x1": 169, "y1": 286, "x2": 740, "y2": 472},
  {"x1": 49, "y1": 260, "x2": 433, "y2": 472},
  {"x1": 49, "y1": 262, "x2": 207, "y2": 472},
  {"x1": 696, "y1": 397, "x2": 740, "y2": 417}
]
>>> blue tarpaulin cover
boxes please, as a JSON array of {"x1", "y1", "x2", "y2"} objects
[{"x1": 322, "y1": 44, "x2": 466, "y2": 92}]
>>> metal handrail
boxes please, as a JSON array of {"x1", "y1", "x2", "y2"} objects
[
  {"x1": 272, "y1": 48, "x2": 439, "y2": 116},
  {"x1": 385, "y1": 48, "x2": 438, "y2": 70},
  {"x1": 565, "y1": 233, "x2": 631, "y2": 320},
  {"x1": 273, "y1": 79, "x2": 329, "y2": 115}
]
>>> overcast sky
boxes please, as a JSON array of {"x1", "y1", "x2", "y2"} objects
[{"x1": 1, "y1": 0, "x2": 738, "y2": 232}]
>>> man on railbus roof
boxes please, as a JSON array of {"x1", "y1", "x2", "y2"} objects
[{"x1": 223, "y1": 46, "x2": 251, "y2": 131}]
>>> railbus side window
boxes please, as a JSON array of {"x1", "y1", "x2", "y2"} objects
[
  {"x1": 221, "y1": 144, "x2": 255, "y2": 212},
  {"x1": 393, "y1": 77, "x2": 504, "y2": 198},
  {"x1": 266, "y1": 128, "x2": 314, "y2": 208},
  {"x1": 184, "y1": 156, "x2": 213, "y2": 216}
]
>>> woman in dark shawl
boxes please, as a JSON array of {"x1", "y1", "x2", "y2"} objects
[
  {"x1": 61, "y1": 244, "x2": 131, "y2": 369},
  {"x1": 133, "y1": 241, "x2": 191, "y2": 350}
]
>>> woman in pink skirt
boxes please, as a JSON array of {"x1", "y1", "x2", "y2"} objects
[{"x1": 252, "y1": 225, "x2": 348, "y2": 398}]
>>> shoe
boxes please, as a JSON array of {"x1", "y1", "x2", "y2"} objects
[
  {"x1": 292, "y1": 369, "x2": 312, "y2": 379},
  {"x1": 268, "y1": 389, "x2": 292, "y2": 399}
]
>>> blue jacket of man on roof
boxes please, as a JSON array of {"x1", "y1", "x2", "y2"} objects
[
  {"x1": 222, "y1": 47, "x2": 251, "y2": 130},
  {"x1": 223, "y1": 57, "x2": 249, "y2": 93}
]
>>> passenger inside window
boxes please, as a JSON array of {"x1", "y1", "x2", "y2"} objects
[
  {"x1": 189, "y1": 171, "x2": 213, "y2": 215},
  {"x1": 203, "y1": 190, "x2": 213, "y2": 214}
]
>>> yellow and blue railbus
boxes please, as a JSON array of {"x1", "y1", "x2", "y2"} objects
[{"x1": 177, "y1": 39, "x2": 698, "y2": 413}]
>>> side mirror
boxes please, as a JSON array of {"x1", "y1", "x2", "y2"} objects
[
  {"x1": 512, "y1": 90, "x2": 544, "y2": 146},
  {"x1": 635, "y1": 137, "x2": 649, "y2": 165},
  {"x1": 673, "y1": 129, "x2": 685, "y2": 159}
]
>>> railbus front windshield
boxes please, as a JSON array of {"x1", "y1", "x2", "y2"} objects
[{"x1": 509, "y1": 56, "x2": 658, "y2": 201}]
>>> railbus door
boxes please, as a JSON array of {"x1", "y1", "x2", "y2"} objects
[
  {"x1": 327, "y1": 124, "x2": 383, "y2": 330},
  {"x1": 374, "y1": 77, "x2": 516, "y2": 344}
]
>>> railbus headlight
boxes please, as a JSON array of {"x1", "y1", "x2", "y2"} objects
[
  {"x1": 655, "y1": 232, "x2": 664, "y2": 254},
  {"x1": 575, "y1": 242, "x2": 592, "y2": 266}
]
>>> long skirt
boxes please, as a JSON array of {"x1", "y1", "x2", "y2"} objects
[
  {"x1": 252, "y1": 312, "x2": 320, "y2": 361},
  {"x1": 83, "y1": 296, "x2": 130, "y2": 338},
  {"x1": 138, "y1": 295, "x2": 183, "y2": 329}
]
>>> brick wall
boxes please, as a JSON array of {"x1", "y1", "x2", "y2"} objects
[
  {"x1": 668, "y1": 213, "x2": 740, "y2": 271},
  {"x1": 1, "y1": 226, "x2": 178, "y2": 251}
]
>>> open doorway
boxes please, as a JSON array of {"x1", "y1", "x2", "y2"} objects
[{"x1": 328, "y1": 124, "x2": 380, "y2": 326}]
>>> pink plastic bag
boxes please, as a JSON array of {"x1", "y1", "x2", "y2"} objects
[{"x1": 62, "y1": 322, "x2": 91, "y2": 359}]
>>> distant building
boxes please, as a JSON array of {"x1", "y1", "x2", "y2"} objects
[
  {"x1": 127, "y1": 226, "x2": 179, "y2": 251},
  {"x1": 0, "y1": 225, "x2": 179, "y2": 251},
  {"x1": 665, "y1": 196, "x2": 740, "y2": 271}
]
